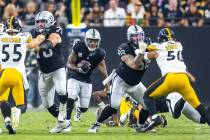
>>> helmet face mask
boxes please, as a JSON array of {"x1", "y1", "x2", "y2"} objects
[
  {"x1": 130, "y1": 33, "x2": 144, "y2": 43},
  {"x1": 36, "y1": 20, "x2": 47, "y2": 32},
  {"x1": 35, "y1": 11, "x2": 55, "y2": 33},
  {"x1": 85, "y1": 29, "x2": 101, "y2": 51},
  {"x1": 5, "y1": 16, "x2": 22, "y2": 34},
  {"x1": 127, "y1": 25, "x2": 145, "y2": 44}
]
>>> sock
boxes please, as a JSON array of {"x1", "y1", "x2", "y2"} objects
[
  {"x1": 66, "y1": 98, "x2": 75, "y2": 120},
  {"x1": 47, "y1": 104, "x2": 59, "y2": 118},
  {"x1": 79, "y1": 107, "x2": 88, "y2": 113},
  {"x1": 0, "y1": 101, "x2": 11, "y2": 119},
  {"x1": 143, "y1": 95, "x2": 157, "y2": 116},
  {"x1": 138, "y1": 109, "x2": 150, "y2": 125},
  {"x1": 58, "y1": 94, "x2": 67, "y2": 104},
  {"x1": 173, "y1": 98, "x2": 185, "y2": 118},
  {"x1": 97, "y1": 105, "x2": 117, "y2": 123}
]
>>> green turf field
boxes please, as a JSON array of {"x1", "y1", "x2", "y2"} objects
[{"x1": 0, "y1": 108, "x2": 209, "y2": 140}]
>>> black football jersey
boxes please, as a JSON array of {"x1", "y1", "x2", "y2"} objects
[
  {"x1": 31, "y1": 25, "x2": 66, "y2": 73},
  {"x1": 68, "y1": 41, "x2": 106, "y2": 83},
  {"x1": 116, "y1": 41, "x2": 150, "y2": 86}
]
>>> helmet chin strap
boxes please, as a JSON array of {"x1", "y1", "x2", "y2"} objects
[{"x1": 87, "y1": 47, "x2": 96, "y2": 52}]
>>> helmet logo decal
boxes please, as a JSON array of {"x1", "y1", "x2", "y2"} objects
[{"x1": 9, "y1": 16, "x2": 15, "y2": 29}]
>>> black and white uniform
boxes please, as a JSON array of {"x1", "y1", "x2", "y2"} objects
[
  {"x1": 31, "y1": 25, "x2": 67, "y2": 108},
  {"x1": 67, "y1": 41, "x2": 106, "y2": 108},
  {"x1": 111, "y1": 41, "x2": 150, "y2": 109}
]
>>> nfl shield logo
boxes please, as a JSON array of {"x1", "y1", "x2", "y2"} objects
[{"x1": 78, "y1": 52, "x2": 82, "y2": 57}]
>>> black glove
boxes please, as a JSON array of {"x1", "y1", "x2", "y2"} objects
[{"x1": 79, "y1": 62, "x2": 91, "y2": 73}]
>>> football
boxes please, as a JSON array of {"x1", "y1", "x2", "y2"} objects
[{"x1": 77, "y1": 60, "x2": 91, "y2": 67}]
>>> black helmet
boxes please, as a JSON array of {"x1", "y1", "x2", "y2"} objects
[
  {"x1": 5, "y1": 16, "x2": 22, "y2": 33},
  {"x1": 157, "y1": 28, "x2": 175, "y2": 43}
]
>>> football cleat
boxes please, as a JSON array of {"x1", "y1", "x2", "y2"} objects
[
  {"x1": 88, "y1": 122, "x2": 100, "y2": 133},
  {"x1": 74, "y1": 109, "x2": 81, "y2": 122},
  {"x1": 136, "y1": 116, "x2": 161, "y2": 132},
  {"x1": 11, "y1": 107, "x2": 21, "y2": 128},
  {"x1": 5, "y1": 118, "x2": 16, "y2": 134},
  {"x1": 58, "y1": 103, "x2": 66, "y2": 122},
  {"x1": 62, "y1": 120, "x2": 71, "y2": 133},
  {"x1": 160, "y1": 114, "x2": 167, "y2": 128},
  {"x1": 49, "y1": 120, "x2": 70, "y2": 133}
]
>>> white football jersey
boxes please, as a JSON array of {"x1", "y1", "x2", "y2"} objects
[
  {"x1": 150, "y1": 41, "x2": 187, "y2": 76},
  {"x1": 0, "y1": 32, "x2": 32, "y2": 75}
]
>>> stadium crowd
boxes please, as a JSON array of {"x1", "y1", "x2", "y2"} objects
[{"x1": 0, "y1": 0, "x2": 210, "y2": 28}]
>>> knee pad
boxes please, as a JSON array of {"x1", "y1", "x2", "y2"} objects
[{"x1": 55, "y1": 85, "x2": 66, "y2": 96}]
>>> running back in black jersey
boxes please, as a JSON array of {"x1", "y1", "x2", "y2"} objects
[
  {"x1": 68, "y1": 41, "x2": 106, "y2": 83},
  {"x1": 116, "y1": 41, "x2": 150, "y2": 86},
  {"x1": 31, "y1": 25, "x2": 66, "y2": 73}
]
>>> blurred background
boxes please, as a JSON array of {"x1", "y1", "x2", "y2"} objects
[{"x1": 1, "y1": 0, "x2": 209, "y2": 108}]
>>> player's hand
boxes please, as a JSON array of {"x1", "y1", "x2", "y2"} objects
[
  {"x1": 92, "y1": 90, "x2": 108, "y2": 102},
  {"x1": 36, "y1": 34, "x2": 45, "y2": 43},
  {"x1": 186, "y1": 72, "x2": 196, "y2": 83},
  {"x1": 78, "y1": 61, "x2": 91, "y2": 74},
  {"x1": 135, "y1": 41, "x2": 147, "y2": 55}
]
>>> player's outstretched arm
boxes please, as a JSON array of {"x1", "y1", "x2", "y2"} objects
[
  {"x1": 121, "y1": 54, "x2": 144, "y2": 70},
  {"x1": 27, "y1": 34, "x2": 45, "y2": 49}
]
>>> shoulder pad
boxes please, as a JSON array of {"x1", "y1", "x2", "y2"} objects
[
  {"x1": 50, "y1": 25, "x2": 63, "y2": 35},
  {"x1": 96, "y1": 48, "x2": 106, "y2": 57}
]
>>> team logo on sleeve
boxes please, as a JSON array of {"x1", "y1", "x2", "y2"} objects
[{"x1": 78, "y1": 52, "x2": 82, "y2": 57}]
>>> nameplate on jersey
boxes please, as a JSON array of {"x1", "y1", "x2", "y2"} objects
[
  {"x1": 165, "y1": 44, "x2": 178, "y2": 51},
  {"x1": 1, "y1": 37, "x2": 21, "y2": 43}
]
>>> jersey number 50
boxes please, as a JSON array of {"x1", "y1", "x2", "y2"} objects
[{"x1": 2, "y1": 44, "x2": 22, "y2": 62}]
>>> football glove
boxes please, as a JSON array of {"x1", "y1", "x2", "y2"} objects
[
  {"x1": 78, "y1": 61, "x2": 91, "y2": 74},
  {"x1": 135, "y1": 41, "x2": 147, "y2": 55}
]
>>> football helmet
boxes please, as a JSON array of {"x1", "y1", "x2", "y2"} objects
[
  {"x1": 157, "y1": 28, "x2": 175, "y2": 43},
  {"x1": 5, "y1": 16, "x2": 22, "y2": 33},
  {"x1": 0, "y1": 23, "x2": 5, "y2": 32},
  {"x1": 85, "y1": 28, "x2": 101, "y2": 51},
  {"x1": 35, "y1": 11, "x2": 55, "y2": 32},
  {"x1": 127, "y1": 25, "x2": 145, "y2": 44}
]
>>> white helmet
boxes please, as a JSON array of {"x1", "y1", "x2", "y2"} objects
[
  {"x1": 0, "y1": 23, "x2": 4, "y2": 32},
  {"x1": 85, "y1": 29, "x2": 101, "y2": 51},
  {"x1": 127, "y1": 25, "x2": 145, "y2": 44},
  {"x1": 35, "y1": 11, "x2": 55, "y2": 32}
]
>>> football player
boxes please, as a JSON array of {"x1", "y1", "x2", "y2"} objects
[
  {"x1": 66, "y1": 28, "x2": 109, "y2": 132},
  {"x1": 138, "y1": 28, "x2": 210, "y2": 132},
  {"x1": 88, "y1": 25, "x2": 158, "y2": 133},
  {"x1": 0, "y1": 22, "x2": 28, "y2": 130},
  {"x1": 0, "y1": 16, "x2": 40, "y2": 134},
  {"x1": 29, "y1": 11, "x2": 69, "y2": 133}
]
